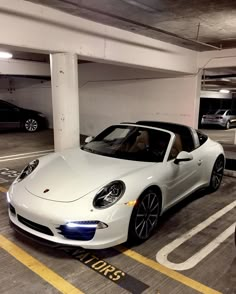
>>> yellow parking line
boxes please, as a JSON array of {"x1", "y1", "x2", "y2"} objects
[
  {"x1": 0, "y1": 235, "x2": 84, "y2": 294},
  {"x1": 116, "y1": 245, "x2": 221, "y2": 294},
  {"x1": 0, "y1": 186, "x2": 7, "y2": 193}
]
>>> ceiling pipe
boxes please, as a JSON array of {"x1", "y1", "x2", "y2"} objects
[{"x1": 59, "y1": 0, "x2": 221, "y2": 50}]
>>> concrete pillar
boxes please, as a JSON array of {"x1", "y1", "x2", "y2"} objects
[{"x1": 50, "y1": 53, "x2": 80, "y2": 152}]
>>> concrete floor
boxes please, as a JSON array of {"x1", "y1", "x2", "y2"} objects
[
  {"x1": 0, "y1": 130, "x2": 236, "y2": 294},
  {"x1": 200, "y1": 129, "x2": 236, "y2": 146}
]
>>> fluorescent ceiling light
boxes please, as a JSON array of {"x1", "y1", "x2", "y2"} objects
[
  {"x1": 219, "y1": 89, "x2": 230, "y2": 93},
  {"x1": 0, "y1": 51, "x2": 13, "y2": 59},
  {"x1": 122, "y1": 0, "x2": 157, "y2": 12}
]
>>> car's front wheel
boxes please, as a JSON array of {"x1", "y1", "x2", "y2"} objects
[
  {"x1": 24, "y1": 118, "x2": 39, "y2": 132},
  {"x1": 128, "y1": 189, "x2": 161, "y2": 244},
  {"x1": 208, "y1": 155, "x2": 224, "y2": 192}
]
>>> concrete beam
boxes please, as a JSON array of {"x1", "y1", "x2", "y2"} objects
[
  {"x1": 0, "y1": 59, "x2": 50, "y2": 76},
  {"x1": 0, "y1": 0, "x2": 197, "y2": 74},
  {"x1": 198, "y1": 48, "x2": 236, "y2": 69}
]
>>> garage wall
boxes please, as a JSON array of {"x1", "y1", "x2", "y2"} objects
[
  {"x1": 79, "y1": 64, "x2": 200, "y2": 135},
  {"x1": 0, "y1": 63, "x2": 200, "y2": 135},
  {"x1": 0, "y1": 77, "x2": 53, "y2": 127}
]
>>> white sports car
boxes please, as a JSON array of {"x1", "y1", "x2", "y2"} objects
[{"x1": 8, "y1": 121, "x2": 225, "y2": 249}]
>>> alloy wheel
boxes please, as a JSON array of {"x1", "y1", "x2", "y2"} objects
[
  {"x1": 211, "y1": 157, "x2": 224, "y2": 191},
  {"x1": 134, "y1": 192, "x2": 160, "y2": 240},
  {"x1": 25, "y1": 119, "x2": 38, "y2": 132}
]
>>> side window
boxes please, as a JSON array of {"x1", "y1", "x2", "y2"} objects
[
  {"x1": 196, "y1": 131, "x2": 208, "y2": 146},
  {"x1": 226, "y1": 110, "x2": 232, "y2": 116},
  {"x1": 180, "y1": 134, "x2": 195, "y2": 152},
  {"x1": 168, "y1": 134, "x2": 183, "y2": 160}
]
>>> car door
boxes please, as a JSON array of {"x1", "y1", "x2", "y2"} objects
[
  {"x1": 164, "y1": 133, "x2": 203, "y2": 208},
  {"x1": 0, "y1": 101, "x2": 21, "y2": 129}
]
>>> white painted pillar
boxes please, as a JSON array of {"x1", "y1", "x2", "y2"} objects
[
  {"x1": 193, "y1": 71, "x2": 202, "y2": 129},
  {"x1": 50, "y1": 53, "x2": 80, "y2": 152}
]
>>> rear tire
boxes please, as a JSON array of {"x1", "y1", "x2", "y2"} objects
[
  {"x1": 128, "y1": 189, "x2": 161, "y2": 244},
  {"x1": 208, "y1": 155, "x2": 224, "y2": 192},
  {"x1": 226, "y1": 121, "x2": 230, "y2": 129}
]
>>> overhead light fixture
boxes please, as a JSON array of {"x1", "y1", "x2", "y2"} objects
[
  {"x1": 219, "y1": 89, "x2": 230, "y2": 94},
  {"x1": 122, "y1": 0, "x2": 157, "y2": 12},
  {"x1": 0, "y1": 51, "x2": 13, "y2": 59}
]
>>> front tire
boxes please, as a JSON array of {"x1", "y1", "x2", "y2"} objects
[
  {"x1": 24, "y1": 118, "x2": 39, "y2": 132},
  {"x1": 208, "y1": 155, "x2": 224, "y2": 192},
  {"x1": 128, "y1": 189, "x2": 161, "y2": 244}
]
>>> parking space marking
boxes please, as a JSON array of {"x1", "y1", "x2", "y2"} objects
[
  {"x1": 0, "y1": 234, "x2": 83, "y2": 294},
  {"x1": 0, "y1": 186, "x2": 7, "y2": 193},
  {"x1": 60, "y1": 247, "x2": 149, "y2": 293},
  {"x1": 0, "y1": 152, "x2": 52, "y2": 162},
  {"x1": 0, "y1": 178, "x2": 8, "y2": 184},
  {"x1": 0, "y1": 149, "x2": 54, "y2": 160},
  {"x1": 156, "y1": 200, "x2": 236, "y2": 271},
  {"x1": 116, "y1": 245, "x2": 221, "y2": 294}
]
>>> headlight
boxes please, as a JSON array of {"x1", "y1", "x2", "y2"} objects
[
  {"x1": 93, "y1": 181, "x2": 125, "y2": 209},
  {"x1": 17, "y1": 159, "x2": 39, "y2": 182}
]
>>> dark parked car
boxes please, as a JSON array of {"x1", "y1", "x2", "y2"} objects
[{"x1": 0, "y1": 100, "x2": 48, "y2": 132}]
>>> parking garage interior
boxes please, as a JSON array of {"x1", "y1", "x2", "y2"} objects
[{"x1": 1, "y1": 1, "x2": 236, "y2": 293}]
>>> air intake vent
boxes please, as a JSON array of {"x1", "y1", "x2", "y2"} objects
[{"x1": 18, "y1": 215, "x2": 53, "y2": 236}]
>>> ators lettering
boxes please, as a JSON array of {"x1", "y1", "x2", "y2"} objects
[{"x1": 70, "y1": 248, "x2": 126, "y2": 282}]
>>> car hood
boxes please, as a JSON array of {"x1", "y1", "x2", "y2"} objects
[{"x1": 25, "y1": 149, "x2": 154, "y2": 202}]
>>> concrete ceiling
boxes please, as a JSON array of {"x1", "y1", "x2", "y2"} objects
[
  {"x1": 26, "y1": 0, "x2": 236, "y2": 51},
  {"x1": 202, "y1": 68, "x2": 236, "y2": 93}
]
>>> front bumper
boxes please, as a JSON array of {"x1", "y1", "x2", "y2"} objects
[{"x1": 8, "y1": 184, "x2": 132, "y2": 249}]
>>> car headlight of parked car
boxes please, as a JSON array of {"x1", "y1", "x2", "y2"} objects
[
  {"x1": 17, "y1": 159, "x2": 39, "y2": 182},
  {"x1": 93, "y1": 181, "x2": 125, "y2": 209}
]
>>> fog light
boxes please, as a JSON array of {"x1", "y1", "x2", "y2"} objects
[{"x1": 65, "y1": 221, "x2": 108, "y2": 229}]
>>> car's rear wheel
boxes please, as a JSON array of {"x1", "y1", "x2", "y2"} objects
[
  {"x1": 226, "y1": 121, "x2": 230, "y2": 129},
  {"x1": 208, "y1": 155, "x2": 224, "y2": 192},
  {"x1": 24, "y1": 118, "x2": 39, "y2": 132},
  {"x1": 128, "y1": 189, "x2": 161, "y2": 244}
]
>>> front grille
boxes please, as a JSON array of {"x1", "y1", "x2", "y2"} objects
[{"x1": 17, "y1": 215, "x2": 54, "y2": 236}]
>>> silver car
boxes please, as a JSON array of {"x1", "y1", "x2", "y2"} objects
[{"x1": 201, "y1": 109, "x2": 236, "y2": 129}]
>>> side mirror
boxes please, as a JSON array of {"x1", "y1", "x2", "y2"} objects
[
  {"x1": 84, "y1": 136, "x2": 94, "y2": 144},
  {"x1": 174, "y1": 151, "x2": 193, "y2": 164}
]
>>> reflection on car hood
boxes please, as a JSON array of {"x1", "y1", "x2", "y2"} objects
[{"x1": 25, "y1": 148, "x2": 153, "y2": 202}]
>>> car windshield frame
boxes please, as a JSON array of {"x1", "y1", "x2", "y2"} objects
[
  {"x1": 215, "y1": 109, "x2": 227, "y2": 115},
  {"x1": 82, "y1": 125, "x2": 171, "y2": 163}
]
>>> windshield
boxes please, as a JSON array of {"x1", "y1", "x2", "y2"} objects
[{"x1": 82, "y1": 125, "x2": 170, "y2": 162}]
